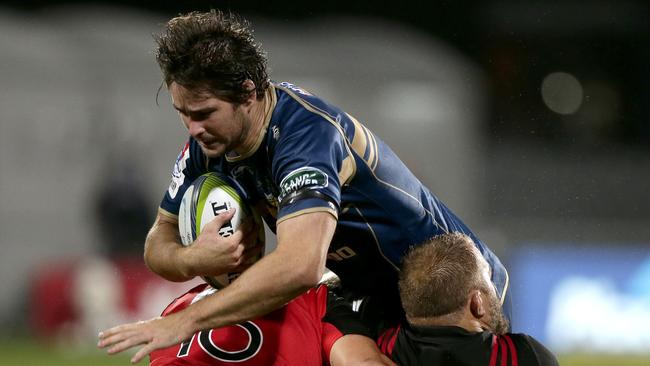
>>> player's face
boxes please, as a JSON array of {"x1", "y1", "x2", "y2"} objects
[
  {"x1": 170, "y1": 82, "x2": 250, "y2": 158},
  {"x1": 486, "y1": 291, "x2": 509, "y2": 335}
]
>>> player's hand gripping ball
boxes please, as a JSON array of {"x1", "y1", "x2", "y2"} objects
[{"x1": 178, "y1": 172, "x2": 264, "y2": 288}]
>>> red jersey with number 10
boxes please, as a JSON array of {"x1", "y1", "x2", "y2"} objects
[{"x1": 149, "y1": 284, "x2": 347, "y2": 366}]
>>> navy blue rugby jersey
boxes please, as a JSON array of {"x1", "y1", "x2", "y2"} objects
[{"x1": 160, "y1": 81, "x2": 508, "y2": 302}]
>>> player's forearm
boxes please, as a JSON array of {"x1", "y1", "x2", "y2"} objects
[
  {"x1": 144, "y1": 214, "x2": 194, "y2": 282},
  {"x1": 181, "y1": 211, "x2": 335, "y2": 331},
  {"x1": 330, "y1": 335, "x2": 397, "y2": 366},
  {"x1": 189, "y1": 247, "x2": 323, "y2": 330}
]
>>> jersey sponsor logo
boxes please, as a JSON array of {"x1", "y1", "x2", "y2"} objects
[
  {"x1": 272, "y1": 125, "x2": 280, "y2": 140},
  {"x1": 277, "y1": 81, "x2": 312, "y2": 96},
  {"x1": 191, "y1": 286, "x2": 217, "y2": 304},
  {"x1": 168, "y1": 143, "x2": 190, "y2": 199},
  {"x1": 279, "y1": 167, "x2": 328, "y2": 201},
  {"x1": 327, "y1": 246, "x2": 357, "y2": 262}
]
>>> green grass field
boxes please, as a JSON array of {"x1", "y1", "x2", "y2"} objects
[
  {"x1": 557, "y1": 354, "x2": 650, "y2": 366},
  {"x1": 0, "y1": 338, "x2": 134, "y2": 366},
  {"x1": 1, "y1": 338, "x2": 649, "y2": 365}
]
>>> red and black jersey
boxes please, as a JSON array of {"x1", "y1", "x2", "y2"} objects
[
  {"x1": 378, "y1": 323, "x2": 559, "y2": 366},
  {"x1": 149, "y1": 283, "x2": 370, "y2": 366}
]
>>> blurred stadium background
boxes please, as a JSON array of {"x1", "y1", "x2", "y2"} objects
[{"x1": 1, "y1": 0, "x2": 649, "y2": 364}]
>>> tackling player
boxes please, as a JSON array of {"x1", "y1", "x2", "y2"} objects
[
  {"x1": 98, "y1": 10, "x2": 509, "y2": 362},
  {"x1": 378, "y1": 233, "x2": 558, "y2": 365},
  {"x1": 149, "y1": 281, "x2": 393, "y2": 365}
]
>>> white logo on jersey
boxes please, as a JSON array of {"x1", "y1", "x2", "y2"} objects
[
  {"x1": 168, "y1": 144, "x2": 190, "y2": 199},
  {"x1": 191, "y1": 286, "x2": 218, "y2": 304},
  {"x1": 279, "y1": 167, "x2": 328, "y2": 201},
  {"x1": 277, "y1": 81, "x2": 312, "y2": 96}
]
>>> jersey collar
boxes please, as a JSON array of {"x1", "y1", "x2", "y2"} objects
[{"x1": 225, "y1": 84, "x2": 276, "y2": 162}]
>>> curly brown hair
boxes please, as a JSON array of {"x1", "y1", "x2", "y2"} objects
[
  {"x1": 399, "y1": 232, "x2": 492, "y2": 318},
  {"x1": 154, "y1": 9, "x2": 269, "y2": 104}
]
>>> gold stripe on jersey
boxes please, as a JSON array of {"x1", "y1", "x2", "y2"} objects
[
  {"x1": 276, "y1": 206, "x2": 338, "y2": 225},
  {"x1": 158, "y1": 207, "x2": 179, "y2": 221},
  {"x1": 346, "y1": 113, "x2": 378, "y2": 172},
  {"x1": 361, "y1": 125, "x2": 374, "y2": 167},
  {"x1": 339, "y1": 155, "x2": 355, "y2": 186},
  {"x1": 278, "y1": 85, "x2": 357, "y2": 184},
  {"x1": 347, "y1": 113, "x2": 368, "y2": 162}
]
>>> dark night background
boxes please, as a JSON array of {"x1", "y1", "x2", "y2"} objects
[{"x1": 5, "y1": 0, "x2": 650, "y2": 145}]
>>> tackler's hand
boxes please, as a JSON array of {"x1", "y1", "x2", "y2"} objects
[{"x1": 97, "y1": 312, "x2": 192, "y2": 364}]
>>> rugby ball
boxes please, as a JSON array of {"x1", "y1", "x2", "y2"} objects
[{"x1": 178, "y1": 172, "x2": 262, "y2": 289}]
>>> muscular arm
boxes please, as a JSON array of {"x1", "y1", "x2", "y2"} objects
[
  {"x1": 144, "y1": 209, "x2": 256, "y2": 282},
  {"x1": 330, "y1": 335, "x2": 396, "y2": 366},
  {"x1": 143, "y1": 212, "x2": 191, "y2": 282},
  {"x1": 99, "y1": 210, "x2": 336, "y2": 363},
  {"x1": 185, "y1": 211, "x2": 335, "y2": 328}
]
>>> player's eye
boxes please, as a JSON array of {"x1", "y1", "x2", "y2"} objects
[{"x1": 191, "y1": 112, "x2": 211, "y2": 121}]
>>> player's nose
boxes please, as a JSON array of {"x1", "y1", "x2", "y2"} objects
[{"x1": 187, "y1": 120, "x2": 206, "y2": 138}]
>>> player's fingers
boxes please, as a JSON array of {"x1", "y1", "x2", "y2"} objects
[
  {"x1": 205, "y1": 208, "x2": 236, "y2": 231},
  {"x1": 98, "y1": 328, "x2": 136, "y2": 348},
  {"x1": 107, "y1": 333, "x2": 152, "y2": 355},
  {"x1": 98, "y1": 323, "x2": 132, "y2": 341},
  {"x1": 226, "y1": 226, "x2": 245, "y2": 245},
  {"x1": 98, "y1": 319, "x2": 151, "y2": 342}
]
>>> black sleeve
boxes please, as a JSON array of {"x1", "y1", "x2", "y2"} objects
[
  {"x1": 322, "y1": 289, "x2": 375, "y2": 338},
  {"x1": 512, "y1": 334, "x2": 560, "y2": 366}
]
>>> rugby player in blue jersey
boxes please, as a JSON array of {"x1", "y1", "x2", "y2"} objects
[{"x1": 98, "y1": 10, "x2": 509, "y2": 363}]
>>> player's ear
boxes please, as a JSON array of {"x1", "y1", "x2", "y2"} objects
[
  {"x1": 241, "y1": 79, "x2": 257, "y2": 105},
  {"x1": 469, "y1": 290, "x2": 486, "y2": 319}
]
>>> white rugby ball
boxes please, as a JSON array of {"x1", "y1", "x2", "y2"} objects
[{"x1": 178, "y1": 172, "x2": 262, "y2": 289}]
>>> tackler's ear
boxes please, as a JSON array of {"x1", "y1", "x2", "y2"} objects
[{"x1": 469, "y1": 290, "x2": 486, "y2": 319}]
